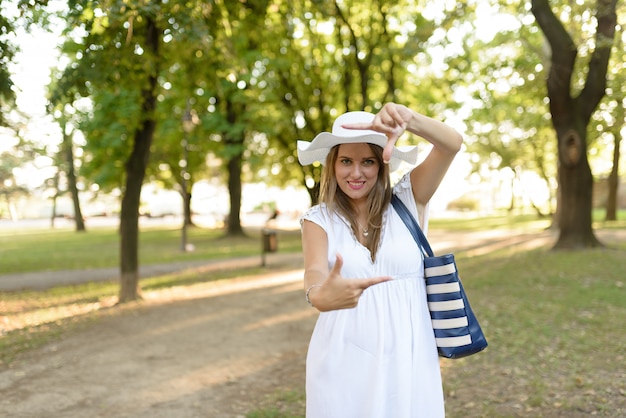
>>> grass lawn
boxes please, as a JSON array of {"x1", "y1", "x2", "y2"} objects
[
  {"x1": 0, "y1": 224, "x2": 303, "y2": 274},
  {"x1": 440, "y1": 243, "x2": 626, "y2": 417},
  {"x1": 1, "y1": 209, "x2": 622, "y2": 274}
]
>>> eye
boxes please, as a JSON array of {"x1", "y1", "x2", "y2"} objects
[
  {"x1": 362, "y1": 159, "x2": 376, "y2": 166},
  {"x1": 340, "y1": 158, "x2": 352, "y2": 165}
]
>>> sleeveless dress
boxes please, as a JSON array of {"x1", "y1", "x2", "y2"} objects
[{"x1": 300, "y1": 173, "x2": 445, "y2": 418}]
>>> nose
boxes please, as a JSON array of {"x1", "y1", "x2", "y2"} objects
[{"x1": 350, "y1": 164, "x2": 362, "y2": 178}]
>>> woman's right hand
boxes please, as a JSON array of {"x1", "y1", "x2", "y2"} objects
[{"x1": 307, "y1": 253, "x2": 391, "y2": 312}]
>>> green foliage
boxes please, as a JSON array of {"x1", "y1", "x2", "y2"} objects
[
  {"x1": 462, "y1": 4, "x2": 556, "y2": 180},
  {"x1": 257, "y1": 0, "x2": 447, "y2": 197},
  {"x1": 55, "y1": 1, "x2": 168, "y2": 192}
]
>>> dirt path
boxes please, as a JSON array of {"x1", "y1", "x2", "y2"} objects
[
  {"x1": 1, "y1": 228, "x2": 623, "y2": 417},
  {"x1": 1, "y1": 270, "x2": 317, "y2": 417}
]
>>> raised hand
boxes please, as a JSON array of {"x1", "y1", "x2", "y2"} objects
[
  {"x1": 308, "y1": 253, "x2": 392, "y2": 312},
  {"x1": 341, "y1": 102, "x2": 414, "y2": 164}
]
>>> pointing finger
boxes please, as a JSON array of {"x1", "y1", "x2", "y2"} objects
[
  {"x1": 341, "y1": 122, "x2": 373, "y2": 131},
  {"x1": 358, "y1": 276, "x2": 392, "y2": 290}
]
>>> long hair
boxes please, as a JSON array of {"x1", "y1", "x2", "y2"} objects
[{"x1": 319, "y1": 144, "x2": 391, "y2": 261}]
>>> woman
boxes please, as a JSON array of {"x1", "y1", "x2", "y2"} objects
[{"x1": 297, "y1": 102, "x2": 463, "y2": 417}]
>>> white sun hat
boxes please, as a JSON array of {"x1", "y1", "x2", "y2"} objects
[{"x1": 297, "y1": 111, "x2": 418, "y2": 172}]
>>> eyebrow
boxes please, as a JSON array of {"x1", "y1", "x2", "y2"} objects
[{"x1": 338, "y1": 155, "x2": 376, "y2": 160}]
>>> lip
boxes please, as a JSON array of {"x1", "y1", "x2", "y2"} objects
[{"x1": 347, "y1": 181, "x2": 365, "y2": 190}]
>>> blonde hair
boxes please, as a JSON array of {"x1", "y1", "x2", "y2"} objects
[{"x1": 319, "y1": 144, "x2": 391, "y2": 261}]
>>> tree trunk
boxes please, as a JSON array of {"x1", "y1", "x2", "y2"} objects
[
  {"x1": 119, "y1": 161, "x2": 144, "y2": 302},
  {"x1": 50, "y1": 190, "x2": 57, "y2": 229},
  {"x1": 605, "y1": 136, "x2": 620, "y2": 221},
  {"x1": 118, "y1": 15, "x2": 160, "y2": 303},
  {"x1": 64, "y1": 132, "x2": 85, "y2": 232},
  {"x1": 119, "y1": 118, "x2": 154, "y2": 302},
  {"x1": 49, "y1": 171, "x2": 60, "y2": 228},
  {"x1": 226, "y1": 153, "x2": 244, "y2": 236},
  {"x1": 223, "y1": 95, "x2": 245, "y2": 237},
  {"x1": 306, "y1": 181, "x2": 320, "y2": 207},
  {"x1": 184, "y1": 189, "x2": 193, "y2": 227},
  {"x1": 554, "y1": 130, "x2": 600, "y2": 248},
  {"x1": 178, "y1": 180, "x2": 193, "y2": 227},
  {"x1": 605, "y1": 24, "x2": 624, "y2": 222}
]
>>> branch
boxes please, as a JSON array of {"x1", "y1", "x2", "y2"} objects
[
  {"x1": 531, "y1": 0, "x2": 577, "y2": 116},
  {"x1": 579, "y1": 0, "x2": 618, "y2": 121},
  {"x1": 530, "y1": 0, "x2": 577, "y2": 65}
]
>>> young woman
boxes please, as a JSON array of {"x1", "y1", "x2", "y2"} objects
[{"x1": 297, "y1": 102, "x2": 463, "y2": 417}]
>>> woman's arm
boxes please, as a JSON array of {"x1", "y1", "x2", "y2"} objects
[
  {"x1": 301, "y1": 219, "x2": 330, "y2": 303},
  {"x1": 301, "y1": 220, "x2": 391, "y2": 312},
  {"x1": 405, "y1": 110, "x2": 462, "y2": 206}
]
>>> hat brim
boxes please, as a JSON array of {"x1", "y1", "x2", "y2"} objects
[{"x1": 297, "y1": 132, "x2": 417, "y2": 172}]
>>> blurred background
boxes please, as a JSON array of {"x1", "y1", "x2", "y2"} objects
[{"x1": 0, "y1": 0, "x2": 623, "y2": 235}]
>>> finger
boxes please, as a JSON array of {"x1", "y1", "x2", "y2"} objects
[
  {"x1": 382, "y1": 138, "x2": 396, "y2": 164},
  {"x1": 329, "y1": 253, "x2": 343, "y2": 278},
  {"x1": 342, "y1": 121, "x2": 396, "y2": 135},
  {"x1": 375, "y1": 112, "x2": 391, "y2": 126},
  {"x1": 358, "y1": 276, "x2": 392, "y2": 290},
  {"x1": 341, "y1": 122, "x2": 373, "y2": 131},
  {"x1": 385, "y1": 103, "x2": 406, "y2": 127}
]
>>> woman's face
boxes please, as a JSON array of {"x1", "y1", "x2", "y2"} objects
[{"x1": 333, "y1": 143, "x2": 380, "y2": 204}]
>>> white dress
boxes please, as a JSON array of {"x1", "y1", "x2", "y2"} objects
[{"x1": 301, "y1": 173, "x2": 444, "y2": 418}]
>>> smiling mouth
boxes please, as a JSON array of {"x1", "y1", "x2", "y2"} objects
[{"x1": 347, "y1": 181, "x2": 365, "y2": 190}]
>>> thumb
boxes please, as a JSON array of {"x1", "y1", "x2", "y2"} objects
[{"x1": 329, "y1": 253, "x2": 343, "y2": 278}]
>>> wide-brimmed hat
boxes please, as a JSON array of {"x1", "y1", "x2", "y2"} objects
[{"x1": 297, "y1": 111, "x2": 418, "y2": 172}]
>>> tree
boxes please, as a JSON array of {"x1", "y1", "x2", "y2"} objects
[
  {"x1": 531, "y1": 0, "x2": 618, "y2": 248},
  {"x1": 143, "y1": 10, "x2": 215, "y2": 232},
  {"x1": 116, "y1": 5, "x2": 160, "y2": 302},
  {"x1": 60, "y1": 0, "x2": 166, "y2": 302},
  {"x1": 197, "y1": 0, "x2": 272, "y2": 236},
  {"x1": 60, "y1": 121, "x2": 86, "y2": 231},
  {"x1": 44, "y1": 96, "x2": 87, "y2": 231}
]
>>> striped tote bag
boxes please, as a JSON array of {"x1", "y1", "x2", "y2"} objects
[{"x1": 391, "y1": 195, "x2": 488, "y2": 359}]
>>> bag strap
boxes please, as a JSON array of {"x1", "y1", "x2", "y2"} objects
[{"x1": 390, "y1": 194, "x2": 434, "y2": 258}]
